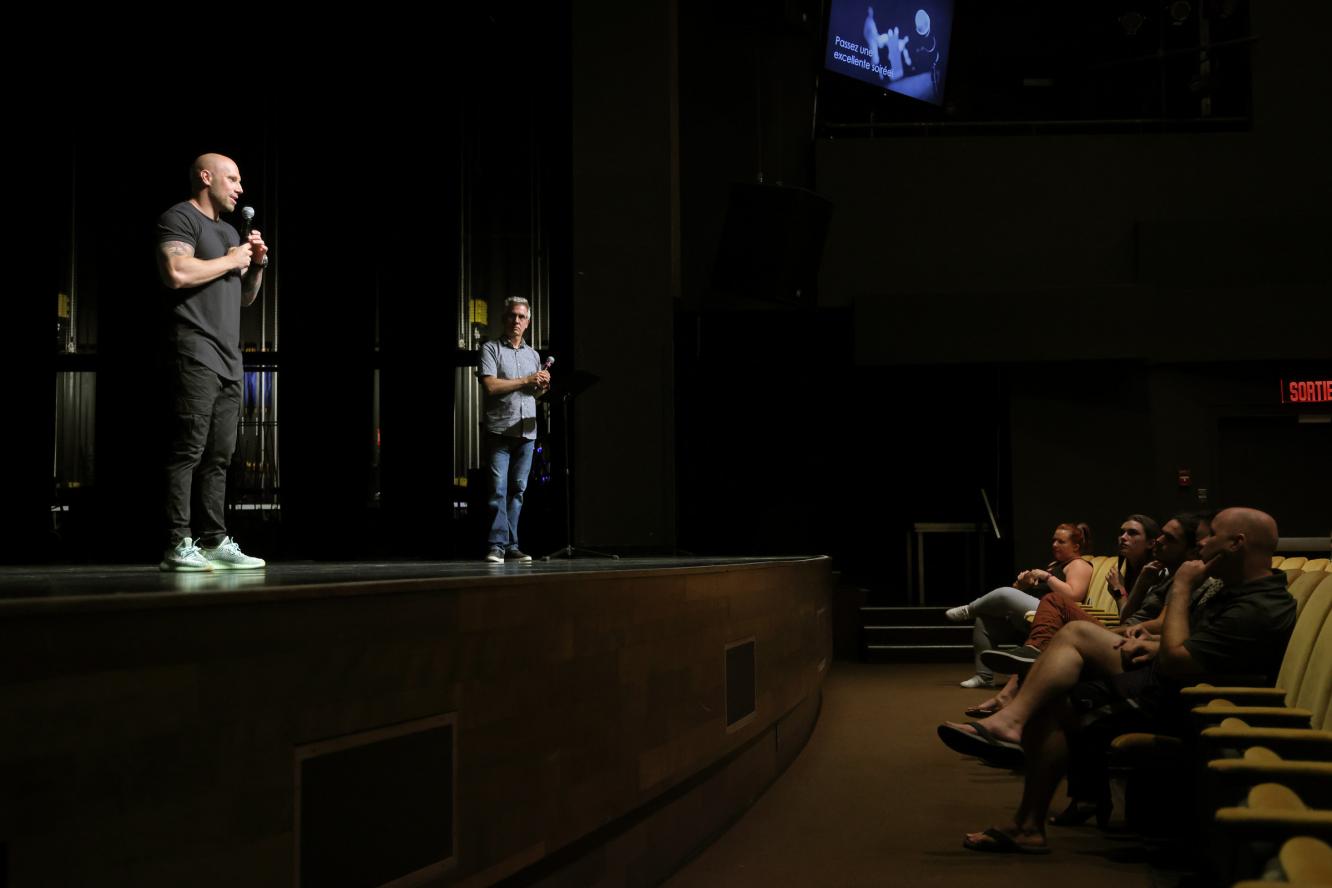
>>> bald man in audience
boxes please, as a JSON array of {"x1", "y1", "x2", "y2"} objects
[{"x1": 937, "y1": 507, "x2": 1295, "y2": 854}]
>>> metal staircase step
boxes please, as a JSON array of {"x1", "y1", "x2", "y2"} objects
[
  {"x1": 859, "y1": 606, "x2": 973, "y2": 662},
  {"x1": 863, "y1": 643, "x2": 973, "y2": 663}
]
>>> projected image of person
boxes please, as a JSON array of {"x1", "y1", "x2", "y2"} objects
[
  {"x1": 863, "y1": 7, "x2": 911, "y2": 80},
  {"x1": 862, "y1": 8, "x2": 889, "y2": 73}
]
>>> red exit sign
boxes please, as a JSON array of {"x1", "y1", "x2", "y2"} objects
[{"x1": 1282, "y1": 378, "x2": 1332, "y2": 404}]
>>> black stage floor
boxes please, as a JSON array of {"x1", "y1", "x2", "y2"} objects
[{"x1": 0, "y1": 556, "x2": 813, "y2": 606}]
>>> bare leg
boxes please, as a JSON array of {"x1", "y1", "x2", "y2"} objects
[
  {"x1": 962, "y1": 701, "x2": 1073, "y2": 851},
  {"x1": 1013, "y1": 700, "x2": 1077, "y2": 832},
  {"x1": 969, "y1": 674, "x2": 1020, "y2": 714},
  {"x1": 948, "y1": 621, "x2": 1126, "y2": 744}
]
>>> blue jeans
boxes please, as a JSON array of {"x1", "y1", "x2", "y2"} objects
[
  {"x1": 968, "y1": 586, "x2": 1041, "y2": 681},
  {"x1": 486, "y1": 434, "x2": 535, "y2": 552}
]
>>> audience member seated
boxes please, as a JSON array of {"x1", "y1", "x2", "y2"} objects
[
  {"x1": 936, "y1": 507, "x2": 1294, "y2": 855},
  {"x1": 1103, "y1": 514, "x2": 1161, "y2": 614},
  {"x1": 967, "y1": 513, "x2": 1203, "y2": 723},
  {"x1": 1117, "y1": 511, "x2": 1216, "y2": 631},
  {"x1": 947, "y1": 523, "x2": 1093, "y2": 688}
]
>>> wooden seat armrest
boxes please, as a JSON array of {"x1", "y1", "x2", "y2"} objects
[
  {"x1": 1209, "y1": 759, "x2": 1332, "y2": 780},
  {"x1": 1179, "y1": 685, "x2": 1286, "y2": 703},
  {"x1": 1202, "y1": 726, "x2": 1332, "y2": 759},
  {"x1": 1213, "y1": 807, "x2": 1332, "y2": 842},
  {"x1": 1107, "y1": 732, "x2": 1184, "y2": 767},
  {"x1": 1203, "y1": 726, "x2": 1332, "y2": 743},
  {"x1": 1207, "y1": 759, "x2": 1332, "y2": 809},
  {"x1": 1192, "y1": 704, "x2": 1314, "y2": 729}
]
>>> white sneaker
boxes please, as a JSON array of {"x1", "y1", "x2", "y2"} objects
[
  {"x1": 200, "y1": 536, "x2": 266, "y2": 570},
  {"x1": 945, "y1": 605, "x2": 973, "y2": 622},
  {"x1": 160, "y1": 537, "x2": 214, "y2": 572},
  {"x1": 959, "y1": 675, "x2": 995, "y2": 689}
]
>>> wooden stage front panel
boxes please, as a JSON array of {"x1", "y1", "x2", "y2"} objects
[{"x1": 0, "y1": 556, "x2": 832, "y2": 887}]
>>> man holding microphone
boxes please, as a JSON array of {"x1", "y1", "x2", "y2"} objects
[
  {"x1": 155, "y1": 153, "x2": 267, "y2": 571},
  {"x1": 477, "y1": 297, "x2": 549, "y2": 563}
]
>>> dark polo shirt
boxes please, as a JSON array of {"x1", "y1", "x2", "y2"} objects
[{"x1": 1179, "y1": 568, "x2": 1295, "y2": 682}]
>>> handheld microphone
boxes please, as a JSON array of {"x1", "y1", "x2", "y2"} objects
[
  {"x1": 537, "y1": 356, "x2": 554, "y2": 396},
  {"x1": 239, "y1": 206, "x2": 256, "y2": 239}
]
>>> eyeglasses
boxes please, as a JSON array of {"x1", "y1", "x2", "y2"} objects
[{"x1": 505, "y1": 312, "x2": 529, "y2": 321}]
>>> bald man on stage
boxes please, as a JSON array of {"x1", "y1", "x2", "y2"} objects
[{"x1": 155, "y1": 153, "x2": 268, "y2": 571}]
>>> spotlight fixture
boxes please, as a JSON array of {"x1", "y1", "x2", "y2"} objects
[{"x1": 1168, "y1": 1, "x2": 1191, "y2": 25}]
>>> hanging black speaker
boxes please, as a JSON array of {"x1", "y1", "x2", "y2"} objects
[{"x1": 712, "y1": 182, "x2": 833, "y2": 305}]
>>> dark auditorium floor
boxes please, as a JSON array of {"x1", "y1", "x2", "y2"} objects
[{"x1": 666, "y1": 662, "x2": 1194, "y2": 888}]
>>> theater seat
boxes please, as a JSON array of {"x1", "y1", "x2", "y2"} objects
[
  {"x1": 1209, "y1": 746, "x2": 1332, "y2": 810},
  {"x1": 1215, "y1": 785, "x2": 1332, "y2": 885},
  {"x1": 1109, "y1": 579, "x2": 1332, "y2": 830},
  {"x1": 1198, "y1": 591, "x2": 1332, "y2": 734},
  {"x1": 1077, "y1": 605, "x2": 1120, "y2": 627},
  {"x1": 1282, "y1": 557, "x2": 1309, "y2": 572},
  {"x1": 1084, "y1": 557, "x2": 1118, "y2": 611},
  {"x1": 1197, "y1": 604, "x2": 1332, "y2": 759},
  {"x1": 1291, "y1": 572, "x2": 1332, "y2": 616},
  {"x1": 1230, "y1": 835, "x2": 1332, "y2": 888},
  {"x1": 1303, "y1": 558, "x2": 1330, "y2": 573},
  {"x1": 1215, "y1": 782, "x2": 1332, "y2": 845}
]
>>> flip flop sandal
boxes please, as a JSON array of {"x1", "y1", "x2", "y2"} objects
[
  {"x1": 937, "y1": 722, "x2": 1025, "y2": 769},
  {"x1": 963, "y1": 827, "x2": 1051, "y2": 855}
]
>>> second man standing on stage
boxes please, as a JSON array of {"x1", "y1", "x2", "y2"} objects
[{"x1": 477, "y1": 297, "x2": 549, "y2": 563}]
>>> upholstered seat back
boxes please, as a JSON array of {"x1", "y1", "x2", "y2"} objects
[{"x1": 1274, "y1": 575, "x2": 1332, "y2": 708}]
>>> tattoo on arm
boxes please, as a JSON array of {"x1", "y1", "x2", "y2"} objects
[{"x1": 161, "y1": 241, "x2": 194, "y2": 258}]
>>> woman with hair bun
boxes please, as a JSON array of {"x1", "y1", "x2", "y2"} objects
[{"x1": 946, "y1": 522, "x2": 1093, "y2": 688}]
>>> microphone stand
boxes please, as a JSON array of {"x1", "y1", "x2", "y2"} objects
[{"x1": 543, "y1": 370, "x2": 617, "y2": 561}]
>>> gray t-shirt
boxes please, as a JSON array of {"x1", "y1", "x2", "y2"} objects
[
  {"x1": 477, "y1": 338, "x2": 541, "y2": 439},
  {"x1": 157, "y1": 201, "x2": 244, "y2": 380}
]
